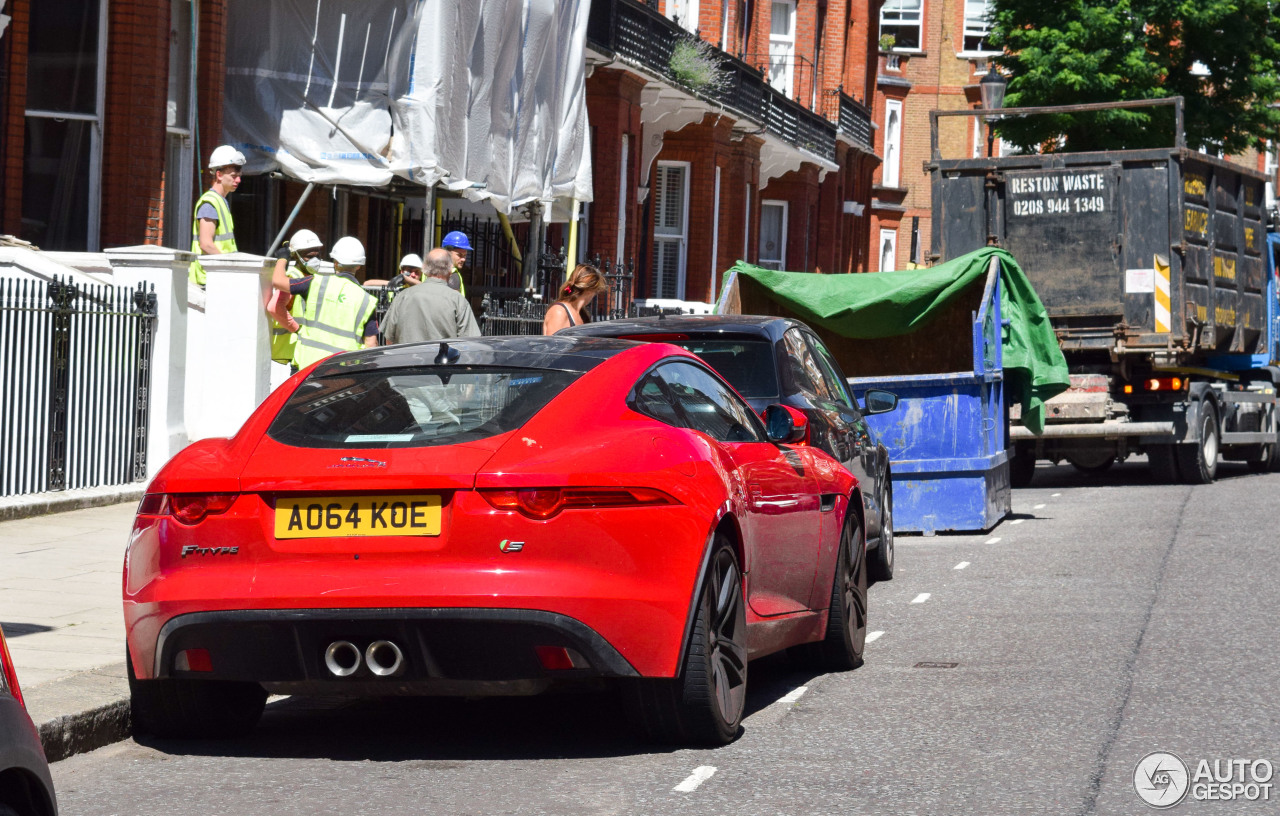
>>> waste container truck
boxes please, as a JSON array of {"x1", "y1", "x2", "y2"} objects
[{"x1": 929, "y1": 97, "x2": 1280, "y2": 484}]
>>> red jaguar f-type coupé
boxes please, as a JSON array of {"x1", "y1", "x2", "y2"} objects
[{"x1": 124, "y1": 336, "x2": 868, "y2": 745}]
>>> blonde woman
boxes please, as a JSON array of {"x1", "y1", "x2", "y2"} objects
[{"x1": 543, "y1": 264, "x2": 608, "y2": 334}]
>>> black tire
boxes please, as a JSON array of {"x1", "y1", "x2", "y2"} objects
[
  {"x1": 128, "y1": 649, "x2": 267, "y2": 739},
  {"x1": 622, "y1": 539, "x2": 747, "y2": 746},
  {"x1": 0, "y1": 803, "x2": 21, "y2": 816},
  {"x1": 1010, "y1": 444, "x2": 1036, "y2": 487},
  {"x1": 1176, "y1": 402, "x2": 1219, "y2": 484},
  {"x1": 792, "y1": 512, "x2": 867, "y2": 672},
  {"x1": 1069, "y1": 457, "x2": 1114, "y2": 475},
  {"x1": 868, "y1": 490, "x2": 894, "y2": 582},
  {"x1": 1148, "y1": 444, "x2": 1181, "y2": 483}
]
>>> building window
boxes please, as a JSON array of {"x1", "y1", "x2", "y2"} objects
[
  {"x1": 652, "y1": 162, "x2": 690, "y2": 300},
  {"x1": 768, "y1": 0, "x2": 797, "y2": 98},
  {"x1": 759, "y1": 201, "x2": 788, "y2": 270},
  {"x1": 879, "y1": 228, "x2": 898, "y2": 272},
  {"x1": 880, "y1": 0, "x2": 923, "y2": 52},
  {"x1": 961, "y1": 0, "x2": 996, "y2": 54},
  {"x1": 883, "y1": 100, "x2": 903, "y2": 188},
  {"x1": 164, "y1": 0, "x2": 196, "y2": 250},
  {"x1": 667, "y1": 0, "x2": 700, "y2": 34},
  {"x1": 24, "y1": 0, "x2": 106, "y2": 251}
]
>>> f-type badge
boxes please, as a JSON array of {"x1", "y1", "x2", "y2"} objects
[
  {"x1": 329, "y1": 456, "x2": 387, "y2": 469},
  {"x1": 499, "y1": 539, "x2": 524, "y2": 553}
]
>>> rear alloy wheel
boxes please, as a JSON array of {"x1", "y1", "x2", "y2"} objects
[
  {"x1": 128, "y1": 649, "x2": 267, "y2": 739},
  {"x1": 868, "y1": 490, "x2": 894, "y2": 582},
  {"x1": 1177, "y1": 402, "x2": 1219, "y2": 484},
  {"x1": 792, "y1": 513, "x2": 867, "y2": 671},
  {"x1": 623, "y1": 538, "x2": 747, "y2": 745}
]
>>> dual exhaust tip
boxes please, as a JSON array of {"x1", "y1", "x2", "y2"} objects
[{"x1": 324, "y1": 640, "x2": 405, "y2": 678}]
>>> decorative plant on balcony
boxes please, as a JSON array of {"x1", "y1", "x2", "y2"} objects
[{"x1": 669, "y1": 36, "x2": 730, "y2": 97}]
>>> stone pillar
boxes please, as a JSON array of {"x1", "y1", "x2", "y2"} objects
[
  {"x1": 189, "y1": 253, "x2": 275, "y2": 440},
  {"x1": 104, "y1": 245, "x2": 193, "y2": 477}
]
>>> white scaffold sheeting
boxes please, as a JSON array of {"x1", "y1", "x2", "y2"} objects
[{"x1": 224, "y1": 0, "x2": 592, "y2": 213}]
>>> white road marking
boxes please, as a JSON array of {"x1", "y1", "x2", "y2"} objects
[
  {"x1": 1052, "y1": 492, "x2": 1062, "y2": 497},
  {"x1": 911, "y1": 593, "x2": 931, "y2": 603},
  {"x1": 674, "y1": 766, "x2": 717, "y2": 793},
  {"x1": 1034, "y1": 503, "x2": 1046, "y2": 509},
  {"x1": 1011, "y1": 519, "x2": 1025, "y2": 525},
  {"x1": 867, "y1": 630, "x2": 884, "y2": 642},
  {"x1": 778, "y1": 686, "x2": 808, "y2": 704},
  {"x1": 954, "y1": 561, "x2": 970, "y2": 570},
  {"x1": 985, "y1": 537, "x2": 1002, "y2": 544}
]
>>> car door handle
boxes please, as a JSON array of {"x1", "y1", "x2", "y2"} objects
[{"x1": 819, "y1": 494, "x2": 837, "y2": 512}]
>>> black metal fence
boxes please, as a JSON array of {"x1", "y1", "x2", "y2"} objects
[
  {"x1": 0, "y1": 276, "x2": 156, "y2": 497},
  {"x1": 477, "y1": 257, "x2": 686, "y2": 336}
]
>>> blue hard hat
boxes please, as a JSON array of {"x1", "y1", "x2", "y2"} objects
[{"x1": 442, "y1": 230, "x2": 473, "y2": 251}]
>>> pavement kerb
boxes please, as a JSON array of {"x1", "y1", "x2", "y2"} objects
[
  {"x1": 26, "y1": 662, "x2": 132, "y2": 764},
  {"x1": 0, "y1": 484, "x2": 146, "y2": 522}
]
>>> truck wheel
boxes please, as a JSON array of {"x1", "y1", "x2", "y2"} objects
[
  {"x1": 1010, "y1": 444, "x2": 1035, "y2": 487},
  {"x1": 1177, "y1": 402, "x2": 1219, "y2": 484},
  {"x1": 1147, "y1": 445, "x2": 1181, "y2": 483}
]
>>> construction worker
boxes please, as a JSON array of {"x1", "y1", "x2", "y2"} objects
[
  {"x1": 386, "y1": 253, "x2": 423, "y2": 299},
  {"x1": 271, "y1": 235, "x2": 378, "y2": 370},
  {"x1": 441, "y1": 230, "x2": 471, "y2": 295},
  {"x1": 266, "y1": 229, "x2": 324, "y2": 364},
  {"x1": 189, "y1": 144, "x2": 245, "y2": 286}
]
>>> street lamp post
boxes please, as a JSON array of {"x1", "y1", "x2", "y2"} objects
[
  {"x1": 978, "y1": 65, "x2": 1008, "y2": 246},
  {"x1": 979, "y1": 64, "x2": 1007, "y2": 158}
]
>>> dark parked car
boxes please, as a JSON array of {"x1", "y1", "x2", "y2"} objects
[
  {"x1": 0, "y1": 625, "x2": 57, "y2": 816},
  {"x1": 563, "y1": 315, "x2": 900, "y2": 580}
]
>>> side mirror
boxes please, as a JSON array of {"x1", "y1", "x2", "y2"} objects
[
  {"x1": 764, "y1": 404, "x2": 808, "y2": 444},
  {"x1": 863, "y1": 389, "x2": 899, "y2": 415}
]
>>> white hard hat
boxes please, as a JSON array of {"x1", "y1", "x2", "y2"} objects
[
  {"x1": 207, "y1": 144, "x2": 246, "y2": 169},
  {"x1": 330, "y1": 236, "x2": 366, "y2": 267},
  {"x1": 399, "y1": 253, "x2": 423, "y2": 269},
  {"x1": 290, "y1": 229, "x2": 323, "y2": 253}
]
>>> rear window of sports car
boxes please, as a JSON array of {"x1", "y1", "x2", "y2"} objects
[
  {"x1": 267, "y1": 367, "x2": 581, "y2": 449},
  {"x1": 665, "y1": 339, "x2": 779, "y2": 401}
]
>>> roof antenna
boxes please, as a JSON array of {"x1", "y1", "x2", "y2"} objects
[{"x1": 434, "y1": 342, "x2": 457, "y2": 365}]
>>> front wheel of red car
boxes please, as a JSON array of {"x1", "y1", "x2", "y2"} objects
[
  {"x1": 623, "y1": 538, "x2": 747, "y2": 746},
  {"x1": 128, "y1": 649, "x2": 267, "y2": 739}
]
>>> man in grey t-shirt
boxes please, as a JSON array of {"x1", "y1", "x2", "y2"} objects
[{"x1": 382, "y1": 248, "x2": 480, "y2": 345}]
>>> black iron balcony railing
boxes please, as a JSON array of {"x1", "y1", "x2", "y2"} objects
[
  {"x1": 588, "y1": 0, "x2": 836, "y2": 164},
  {"x1": 838, "y1": 92, "x2": 874, "y2": 152}
]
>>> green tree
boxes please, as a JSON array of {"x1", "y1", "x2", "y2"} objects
[{"x1": 989, "y1": 0, "x2": 1280, "y2": 154}]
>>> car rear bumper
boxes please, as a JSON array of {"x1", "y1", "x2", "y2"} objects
[{"x1": 144, "y1": 607, "x2": 639, "y2": 693}]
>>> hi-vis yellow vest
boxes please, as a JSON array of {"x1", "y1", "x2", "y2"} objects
[
  {"x1": 293, "y1": 274, "x2": 377, "y2": 369},
  {"x1": 189, "y1": 190, "x2": 237, "y2": 286},
  {"x1": 269, "y1": 266, "x2": 307, "y2": 364}
]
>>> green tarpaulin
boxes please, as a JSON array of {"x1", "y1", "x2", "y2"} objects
[{"x1": 719, "y1": 247, "x2": 1069, "y2": 434}]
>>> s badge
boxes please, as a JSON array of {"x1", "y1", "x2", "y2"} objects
[{"x1": 499, "y1": 539, "x2": 524, "y2": 553}]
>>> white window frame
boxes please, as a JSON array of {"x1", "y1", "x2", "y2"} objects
[
  {"x1": 768, "y1": 0, "x2": 797, "y2": 98},
  {"x1": 164, "y1": 0, "x2": 196, "y2": 250},
  {"x1": 667, "y1": 0, "x2": 700, "y2": 34},
  {"x1": 24, "y1": 0, "x2": 108, "y2": 250},
  {"x1": 653, "y1": 161, "x2": 691, "y2": 300},
  {"x1": 883, "y1": 100, "x2": 903, "y2": 188},
  {"x1": 959, "y1": 0, "x2": 998, "y2": 56},
  {"x1": 616, "y1": 134, "x2": 629, "y2": 266},
  {"x1": 879, "y1": 228, "x2": 898, "y2": 272},
  {"x1": 880, "y1": 0, "x2": 924, "y2": 53},
  {"x1": 758, "y1": 200, "x2": 788, "y2": 271}
]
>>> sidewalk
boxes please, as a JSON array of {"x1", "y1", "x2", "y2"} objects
[{"x1": 0, "y1": 498, "x2": 141, "y2": 761}]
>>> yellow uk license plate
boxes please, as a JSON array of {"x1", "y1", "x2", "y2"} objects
[{"x1": 274, "y1": 495, "x2": 442, "y2": 539}]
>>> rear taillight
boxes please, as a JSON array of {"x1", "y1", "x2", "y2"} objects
[
  {"x1": 480, "y1": 487, "x2": 677, "y2": 519},
  {"x1": 138, "y1": 493, "x2": 238, "y2": 525},
  {"x1": 0, "y1": 628, "x2": 25, "y2": 709},
  {"x1": 1123, "y1": 377, "x2": 1185, "y2": 394}
]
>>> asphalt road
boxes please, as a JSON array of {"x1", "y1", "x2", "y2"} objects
[{"x1": 51, "y1": 460, "x2": 1280, "y2": 815}]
